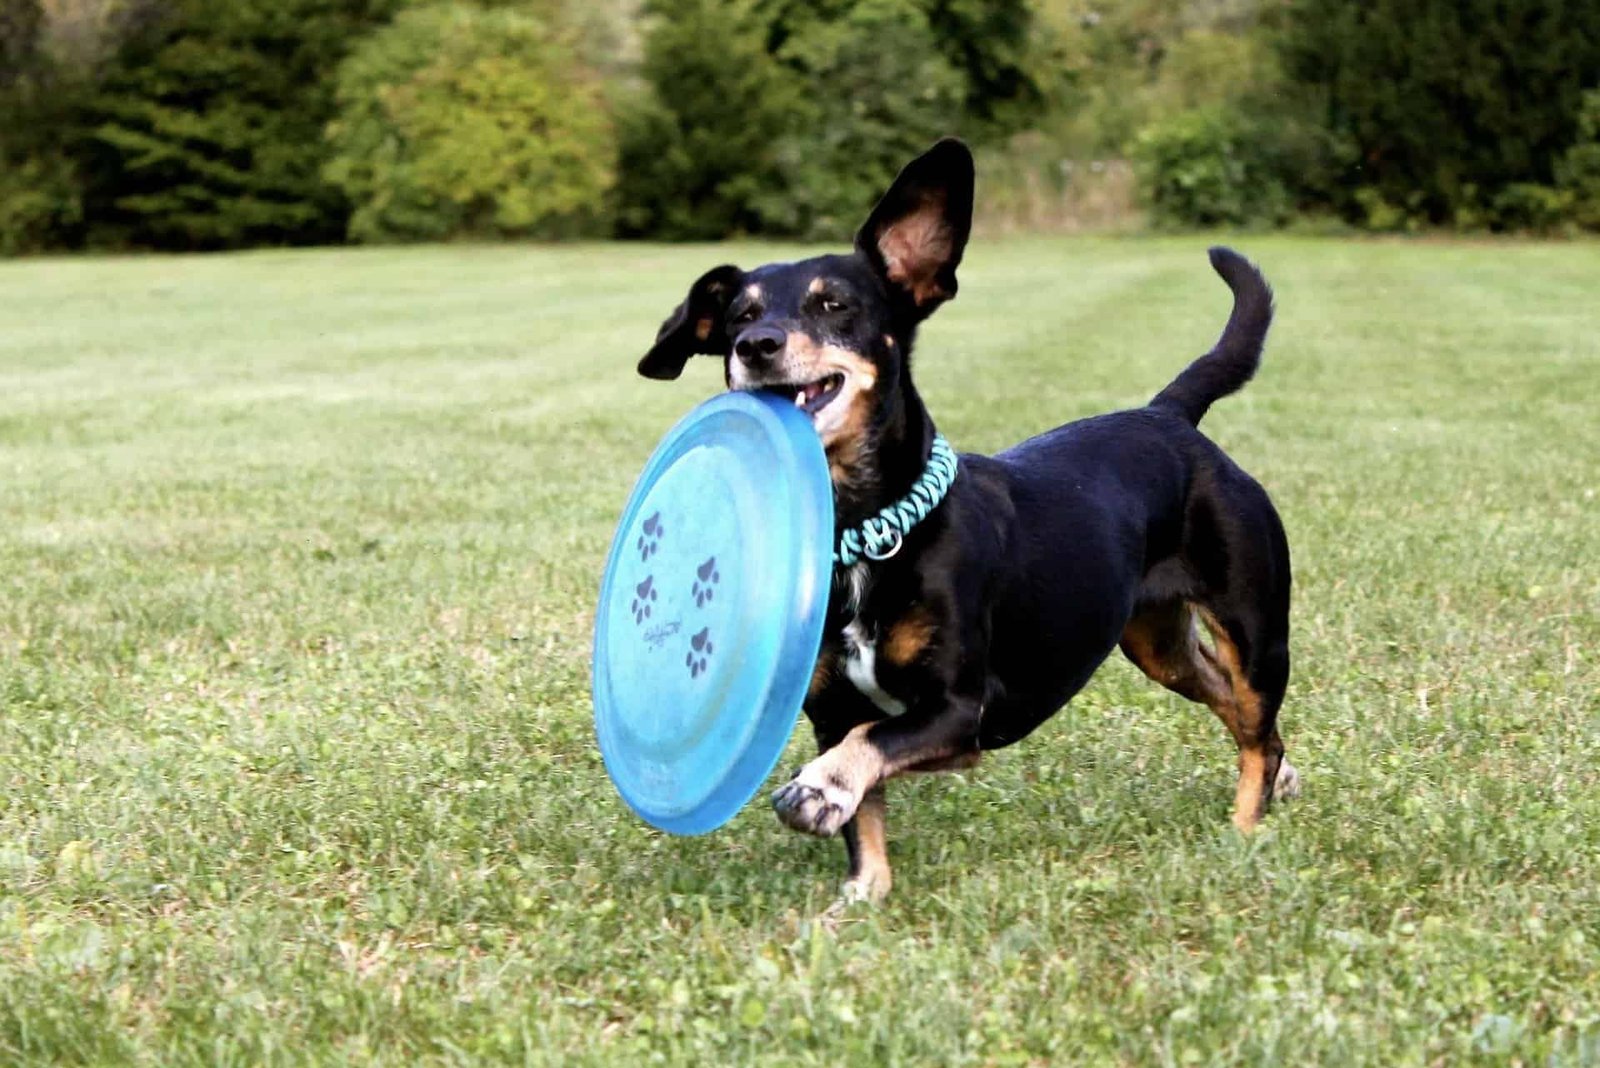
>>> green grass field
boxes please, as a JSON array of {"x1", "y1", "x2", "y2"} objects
[{"x1": 2, "y1": 237, "x2": 1597, "y2": 1065}]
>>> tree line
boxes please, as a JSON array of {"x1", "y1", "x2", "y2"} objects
[{"x1": 2, "y1": 0, "x2": 1597, "y2": 253}]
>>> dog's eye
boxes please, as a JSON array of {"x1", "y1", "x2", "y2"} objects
[
  {"x1": 730, "y1": 306, "x2": 758, "y2": 326},
  {"x1": 820, "y1": 298, "x2": 848, "y2": 314}
]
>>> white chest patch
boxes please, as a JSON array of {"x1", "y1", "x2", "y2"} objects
[
  {"x1": 840, "y1": 562, "x2": 870, "y2": 614},
  {"x1": 842, "y1": 618, "x2": 907, "y2": 716}
]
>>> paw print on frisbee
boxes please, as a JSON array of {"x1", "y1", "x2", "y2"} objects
[
  {"x1": 636, "y1": 511, "x2": 663, "y2": 561},
  {"x1": 685, "y1": 627, "x2": 714, "y2": 678},
  {"x1": 631, "y1": 575, "x2": 657, "y2": 623},
  {"x1": 692, "y1": 556, "x2": 721, "y2": 607}
]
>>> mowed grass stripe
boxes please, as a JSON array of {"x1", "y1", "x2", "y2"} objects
[{"x1": 1, "y1": 237, "x2": 1597, "y2": 1066}]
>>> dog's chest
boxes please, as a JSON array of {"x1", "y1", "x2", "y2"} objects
[
  {"x1": 840, "y1": 616, "x2": 907, "y2": 716},
  {"x1": 831, "y1": 562, "x2": 908, "y2": 715}
]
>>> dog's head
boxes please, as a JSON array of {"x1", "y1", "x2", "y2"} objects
[{"x1": 637, "y1": 139, "x2": 973, "y2": 485}]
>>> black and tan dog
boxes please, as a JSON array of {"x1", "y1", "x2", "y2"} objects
[{"x1": 637, "y1": 138, "x2": 1299, "y2": 902}]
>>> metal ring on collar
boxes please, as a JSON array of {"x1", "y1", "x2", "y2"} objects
[{"x1": 863, "y1": 527, "x2": 903, "y2": 561}]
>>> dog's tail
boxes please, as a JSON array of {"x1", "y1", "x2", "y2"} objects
[{"x1": 1149, "y1": 247, "x2": 1273, "y2": 426}]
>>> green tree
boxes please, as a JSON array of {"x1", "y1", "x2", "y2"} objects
[
  {"x1": 1556, "y1": 89, "x2": 1600, "y2": 230},
  {"x1": 757, "y1": 0, "x2": 1045, "y2": 133},
  {"x1": 617, "y1": 0, "x2": 1052, "y2": 239},
  {"x1": 1, "y1": 0, "x2": 85, "y2": 253},
  {"x1": 1030, "y1": 0, "x2": 1277, "y2": 157},
  {"x1": 1274, "y1": 0, "x2": 1600, "y2": 227},
  {"x1": 325, "y1": 4, "x2": 615, "y2": 241},
  {"x1": 922, "y1": 0, "x2": 1046, "y2": 131},
  {"x1": 1, "y1": 0, "x2": 43, "y2": 79},
  {"x1": 613, "y1": 0, "x2": 799, "y2": 238},
  {"x1": 81, "y1": 0, "x2": 400, "y2": 249},
  {"x1": 761, "y1": 0, "x2": 965, "y2": 236}
]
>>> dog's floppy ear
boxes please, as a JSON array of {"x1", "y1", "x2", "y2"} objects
[
  {"x1": 637, "y1": 265, "x2": 743, "y2": 381},
  {"x1": 855, "y1": 138, "x2": 974, "y2": 315}
]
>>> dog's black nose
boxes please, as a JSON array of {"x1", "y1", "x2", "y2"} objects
[{"x1": 734, "y1": 325, "x2": 786, "y2": 364}]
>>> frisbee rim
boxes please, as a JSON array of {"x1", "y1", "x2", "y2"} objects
[{"x1": 592, "y1": 391, "x2": 833, "y2": 835}]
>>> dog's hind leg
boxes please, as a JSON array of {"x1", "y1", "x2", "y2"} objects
[
  {"x1": 1120, "y1": 600, "x2": 1232, "y2": 710},
  {"x1": 1120, "y1": 600, "x2": 1297, "y2": 830},
  {"x1": 1193, "y1": 605, "x2": 1295, "y2": 829}
]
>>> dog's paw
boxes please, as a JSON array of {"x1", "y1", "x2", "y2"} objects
[
  {"x1": 839, "y1": 869, "x2": 891, "y2": 905},
  {"x1": 821, "y1": 879, "x2": 890, "y2": 928},
  {"x1": 1274, "y1": 758, "x2": 1302, "y2": 801},
  {"x1": 771, "y1": 777, "x2": 856, "y2": 837}
]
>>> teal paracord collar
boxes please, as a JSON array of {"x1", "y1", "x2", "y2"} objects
[{"x1": 834, "y1": 434, "x2": 959, "y2": 567}]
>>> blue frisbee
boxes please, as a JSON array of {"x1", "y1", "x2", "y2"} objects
[{"x1": 592, "y1": 390, "x2": 833, "y2": 835}]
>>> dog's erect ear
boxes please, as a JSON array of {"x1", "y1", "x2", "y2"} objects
[
  {"x1": 855, "y1": 138, "x2": 974, "y2": 314},
  {"x1": 637, "y1": 264, "x2": 743, "y2": 380}
]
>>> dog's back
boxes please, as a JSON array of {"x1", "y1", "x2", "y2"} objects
[{"x1": 965, "y1": 250, "x2": 1284, "y2": 751}]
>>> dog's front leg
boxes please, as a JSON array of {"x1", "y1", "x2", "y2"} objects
[
  {"x1": 771, "y1": 696, "x2": 982, "y2": 838},
  {"x1": 840, "y1": 786, "x2": 891, "y2": 902}
]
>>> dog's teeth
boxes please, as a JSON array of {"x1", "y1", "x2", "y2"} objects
[{"x1": 794, "y1": 391, "x2": 805, "y2": 408}]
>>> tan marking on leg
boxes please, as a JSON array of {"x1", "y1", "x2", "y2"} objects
[
  {"x1": 842, "y1": 787, "x2": 891, "y2": 902},
  {"x1": 1233, "y1": 747, "x2": 1268, "y2": 831},
  {"x1": 1194, "y1": 607, "x2": 1257, "y2": 745},
  {"x1": 1120, "y1": 603, "x2": 1233, "y2": 711},
  {"x1": 882, "y1": 606, "x2": 936, "y2": 668},
  {"x1": 1125, "y1": 604, "x2": 1289, "y2": 830},
  {"x1": 1194, "y1": 606, "x2": 1282, "y2": 830}
]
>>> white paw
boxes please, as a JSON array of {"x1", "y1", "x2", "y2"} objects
[
  {"x1": 771, "y1": 773, "x2": 858, "y2": 837},
  {"x1": 1275, "y1": 758, "x2": 1302, "y2": 801}
]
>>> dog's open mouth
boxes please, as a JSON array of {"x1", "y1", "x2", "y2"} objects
[{"x1": 756, "y1": 373, "x2": 845, "y2": 417}]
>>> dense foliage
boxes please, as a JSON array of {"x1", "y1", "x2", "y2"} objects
[
  {"x1": 612, "y1": 0, "x2": 799, "y2": 239},
  {"x1": 760, "y1": 0, "x2": 1046, "y2": 133},
  {"x1": 0, "y1": 0, "x2": 83, "y2": 252},
  {"x1": 1556, "y1": 90, "x2": 1600, "y2": 230},
  {"x1": 1131, "y1": 107, "x2": 1292, "y2": 229},
  {"x1": 615, "y1": 0, "x2": 1007, "y2": 239},
  {"x1": 325, "y1": 5, "x2": 614, "y2": 242},
  {"x1": 81, "y1": 0, "x2": 401, "y2": 249},
  {"x1": 763, "y1": 0, "x2": 966, "y2": 237},
  {"x1": 2, "y1": 0, "x2": 1598, "y2": 249},
  {"x1": 1272, "y1": 0, "x2": 1600, "y2": 230}
]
